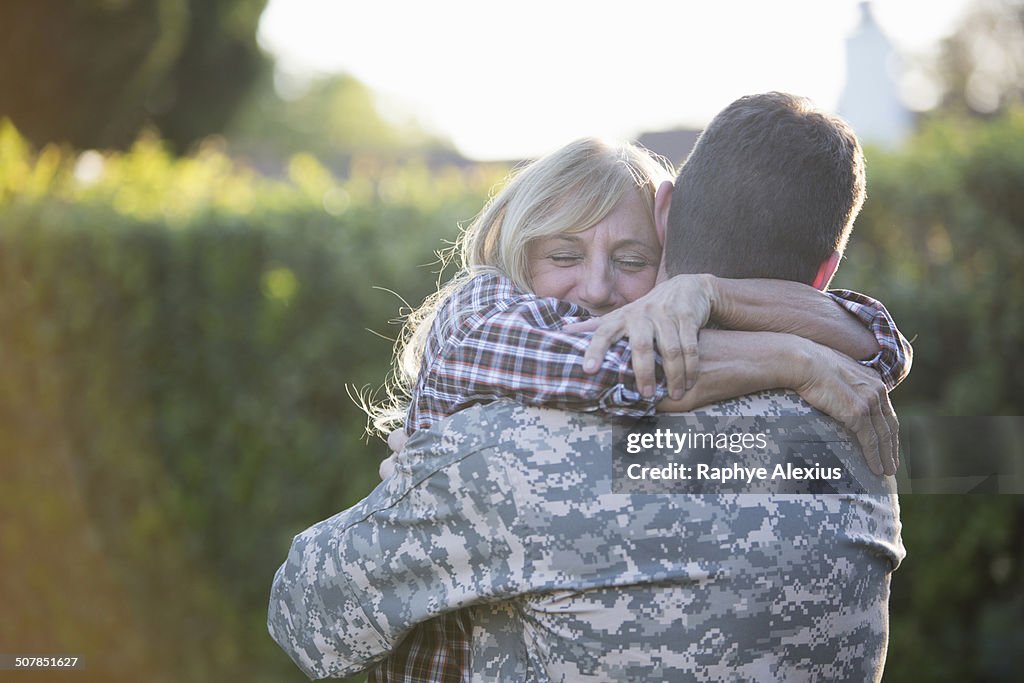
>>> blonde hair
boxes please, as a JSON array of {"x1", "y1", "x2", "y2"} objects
[{"x1": 369, "y1": 137, "x2": 675, "y2": 434}]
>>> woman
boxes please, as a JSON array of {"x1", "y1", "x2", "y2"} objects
[{"x1": 368, "y1": 137, "x2": 909, "y2": 682}]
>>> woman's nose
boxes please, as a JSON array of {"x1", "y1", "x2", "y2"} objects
[{"x1": 577, "y1": 260, "x2": 615, "y2": 314}]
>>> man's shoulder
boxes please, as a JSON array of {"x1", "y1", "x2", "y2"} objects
[
  {"x1": 404, "y1": 401, "x2": 611, "y2": 466},
  {"x1": 404, "y1": 393, "x2": 830, "y2": 463},
  {"x1": 670, "y1": 389, "x2": 859, "y2": 453},
  {"x1": 392, "y1": 402, "x2": 616, "y2": 508},
  {"x1": 685, "y1": 389, "x2": 822, "y2": 417}
]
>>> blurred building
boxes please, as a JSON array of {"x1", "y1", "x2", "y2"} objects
[
  {"x1": 837, "y1": 1, "x2": 914, "y2": 147},
  {"x1": 636, "y1": 128, "x2": 701, "y2": 168}
]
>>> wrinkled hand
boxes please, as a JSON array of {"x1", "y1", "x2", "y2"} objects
[
  {"x1": 564, "y1": 274, "x2": 715, "y2": 400},
  {"x1": 379, "y1": 455, "x2": 396, "y2": 480},
  {"x1": 795, "y1": 343, "x2": 899, "y2": 476},
  {"x1": 379, "y1": 428, "x2": 410, "y2": 480}
]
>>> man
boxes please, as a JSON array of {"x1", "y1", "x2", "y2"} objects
[{"x1": 268, "y1": 93, "x2": 908, "y2": 681}]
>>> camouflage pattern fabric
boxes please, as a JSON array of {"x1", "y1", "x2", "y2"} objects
[{"x1": 268, "y1": 391, "x2": 904, "y2": 681}]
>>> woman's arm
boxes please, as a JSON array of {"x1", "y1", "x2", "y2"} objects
[
  {"x1": 408, "y1": 273, "x2": 671, "y2": 434},
  {"x1": 569, "y1": 274, "x2": 911, "y2": 401},
  {"x1": 709, "y1": 277, "x2": 878, "y2": 359},
  {"x1": 406, "y1": 274, "x2": 903, "y2": 472},
  {"x1": 657, "y1": 329, "x2": 899, "y2": 476},
  {"x1": 388, "y1": 327, "x2": 898, "y2": 478}
]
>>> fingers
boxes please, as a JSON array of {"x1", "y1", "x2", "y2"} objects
[
  {"x1": 848, "y1": 409, "x2": 884, "y2": 476},
  {"x1": 580, "y1": 311, "x2": 697, "y2": 401},
  {"x1": 835, "y1": 359, "x2": 894, "y2": 477},
  {"x1": 794, "y1": 348, "x2": 898, "y2": 478},
  {"x1": 867, "y1": 398, "x2": 894, "y2": 476},
  {"x1": 577, "y1": 310, "x2": 661, "y2": 400},
  {"x1": 562, "y1": 318, "x2": 601, "y2": 333},
  {"x1": 677, "y1": 319, "x2": 700, "y2": 392},
  {"x1": 848, "y1": 381, "x2": 900, "y2": 477},
  {"x1": 379, "y1": 454, "x2": 396, "y2": 480},
  {"x1": 887, "y1": 404, "x2": 900, "y2": 473},
  {"x1": 857, "y1": 378, "x2": 898, "y2": 476},
  {"x1": 627, "y1": 317, "x2": 658, "y2": 398},
  {"x1": 383, "y1": 430, "x2": 405, "y2": 480},
  {"x1": 876, "y1": 390, "x2": 900, "y2": 475},
  {"x1": 581, "y1": 317, "x2": 625, "y2": 373},
  {"x1": 655, "y1": 316, "x2": 686, "y2": 400},
  {"x1": 575, "y1": 293, "x2": 706, "y2": 403},
  {"x1": 387, "y1": 428, "x2": 409, "y2": 454},
  {"x1": 656, "y1": 316, "x2": 701, "y2": 399}
]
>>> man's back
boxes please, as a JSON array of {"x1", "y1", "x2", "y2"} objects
[
  {"x1": 463, "y1": 394, "x2": 903, "y2": 682},
  {"x1": 267, "y1": 398, "x2": 903, "y2": 682}
]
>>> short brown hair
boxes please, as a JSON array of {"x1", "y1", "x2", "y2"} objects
[{"x1": 664, "y1": 92, "x2": 866, "y2": 284}]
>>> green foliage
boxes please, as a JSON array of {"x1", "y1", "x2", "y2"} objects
[
  {"x1": 887, "y1": 496, "x2": 1024, "y2": 681},
  {"x1": 0, "y1": 0, "x2": 269, "y2": 152},
  {"x1": 929, "y1": 0, "x2": 1024, "y2": 116},
  {"x1": 0, "y1": 119, "x2": 500, "y2": 682},
  {"x1": 151, "y1": 0, "x2": 271, "y2": 150},
  {"x1": 835, "y1": 109, "x2": 1024, "y2": 416},
  {"x1": 228, "y1": 72, "x2": 453, "y2": 168}
]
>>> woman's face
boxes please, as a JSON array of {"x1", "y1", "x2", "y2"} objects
[{"x1": 526, "y1": 190, "x2": 662, "y2": 316}]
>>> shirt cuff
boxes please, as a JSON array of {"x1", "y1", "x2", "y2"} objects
[{"x1": 826, "y1": 289, "x2": 911, "y2": 391}]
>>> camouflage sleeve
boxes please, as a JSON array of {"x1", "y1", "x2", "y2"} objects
[
  {"x1": 265, "y1": 402, "x2": 638, "y2": 678},
  {"x1": 266, "y1": 417, "x2": 522, "y2": 679}
]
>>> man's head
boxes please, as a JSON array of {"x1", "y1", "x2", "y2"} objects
[{"x1": 655, "y1": 92, "x2": 866, "y2": 289}]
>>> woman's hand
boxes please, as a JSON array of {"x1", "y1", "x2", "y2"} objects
[
  {"x1": 564, "y1": 274, "x2": 716, "y2": 401},
  {"x1": 793, "y1": 340, "x2": 900, "y2": 476},
  {"x1": 379, "y1": 428, "x2": 410, "y2": 480}
]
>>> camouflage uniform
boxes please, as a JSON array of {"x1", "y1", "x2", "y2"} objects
[{"x1": 268, "y1": 391, "x2": 904, "y2": 682}]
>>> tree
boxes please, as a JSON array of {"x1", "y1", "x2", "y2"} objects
[
  {"x1": 226, "y1": 71, "x2": 454, "y2": 170},
  {"x1": 0, "y1": 0, "x2": 269, "y2": 152},
  {"x1": 930, "y1": 0, "x2": 1024, "y2": 116}
]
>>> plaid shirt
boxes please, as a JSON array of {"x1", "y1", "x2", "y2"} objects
[
  {"x1": 372, "y1": 272, "x2": 912, "y2": 683},
  {"x1": 404, "y1": 273, "x2": 911, "y2": 435},
  {"x1": 404, "y1": 273, "x2": 666, "y2": 434},
  {"x1": 367, "y1": 611, "x2": 471, "y2": 683},
  {"x1": 825, "y1": 287, "x2": 913, "y2": 390}
]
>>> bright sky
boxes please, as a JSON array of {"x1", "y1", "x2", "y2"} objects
[{"x1": 258, "y1": 0, "x2": 976, "y2": 160}]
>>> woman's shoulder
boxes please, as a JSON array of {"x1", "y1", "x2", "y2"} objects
[
  {"x1": 443, "y1": 271, "x2": 531, "y2": 315},
  {"x1": 441, "y1": 270, "x2": 591, "y2": 329},
  {"x1": 424, "y1": 272, "x2": 532, "y2": 345},
  {"x1": 417, "y1": 273, "x2": 522, "y2": 371}
]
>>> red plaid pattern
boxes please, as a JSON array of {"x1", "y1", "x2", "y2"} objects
[
  {"x1": 404, "y1": 273, "x2": 665, "y2": 434},
  {"x1": 826, "y1": 289, "x2": 913, "y2": 391},
  {"x1": 405, "y1": 274, "x2": 912, "y2": 435}
]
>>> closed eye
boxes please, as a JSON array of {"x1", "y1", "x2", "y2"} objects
[
  {"x1": 615, "y1": 257, "x2": 652, "y2": 270},
  {"x1": 549, "y1": 254, "x2": 583, "y2": 265}
]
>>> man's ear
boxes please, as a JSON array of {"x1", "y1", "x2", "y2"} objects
[
  {"x1": 654, "y1": 180, "x2": 673, "y2": 246},
  {"x1": 812, "y1": 251, "x2": 842, "y2": 290}
]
